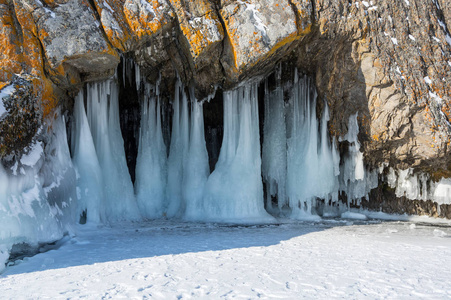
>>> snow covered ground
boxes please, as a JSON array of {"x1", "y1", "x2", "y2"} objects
[{"x1": 1, "y1": 218, "x2": 451, "y2": 299}]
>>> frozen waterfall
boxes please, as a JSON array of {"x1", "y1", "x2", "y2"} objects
[
  {"x1": 135, "y1": 83, "x2": 167, "y2": 219},
  {"x1": 78, "y1": 80, "x2": 140, "y2": 222},
  {"x1": 202, "y1": 84, "x2": 275, "y2": 223}
]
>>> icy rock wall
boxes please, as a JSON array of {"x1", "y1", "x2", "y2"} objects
[
  {"x1": 0, "y1": 115, "x2": 77, "y2": 272},
  {"x1": 386, "y1": 168, "x2": 451, "y2": 206},
  {"x1": 262, "y1": 71, "x2": 378, "y2": 219}
]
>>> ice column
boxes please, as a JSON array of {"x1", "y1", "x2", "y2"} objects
[
  {"x1": 135, "y1": 83, "x2": 168, "y2": 219},
  {"x1": 166, "y1": 79, "x2": 190, "y2": 217},
  {"x1": 203, "y1": 84, "x2": 275, "y2": 223},
  {"x1": 339, "y1": 114, "x2": 378, "y2": 204},
  {"x1": 183, "y1": 89, "x2": 210, "y2": 220},
  {"x1": 86, "y1": 80, "x2": 140, "y2": 221},
  {"x1": 72, "y1": 91, "x2": 105, "y2": 223},
  {"x1": 261, "y1": 71, "x2": 341, "y2": 219},
  {"x1": 285, "y1": 74, "x2": 339, "y2": 219},
  {"x1": 262, "y1": 79, "x2": 287, "y2": 212}
]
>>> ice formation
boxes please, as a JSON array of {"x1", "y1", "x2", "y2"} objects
[
  {"x1": 3, "y1": 66, "x2": 451, "y2": 269},
  {"x1": 261, "y1": 71, "x2": 378, "y2": 219},
  {"x1": 262, "y1": 75, "x2": 287, "y2": 212},
  {"x1": 71, "y1": 92, "x2": 104, "y2": 223},
  {"x1": 202, "y1": 84, "x2": 275, "y2": 223},
  {"x1": 0, "y1": 114, "x2": 77, "y2": 271},
  {"x1": 386, "y1": 168, "x2": 451, "y2": 206},
  {"x1": 84, "y1": 80, "x2": 140, "y2": 221},
  {"x1": 135, "y1": 83, "x2": 167, "y2": 219},
  {"x1": 183, "y1": 89, "x2": 210, "y2": 221},
  {"x1": 338, "y1": 113, "x2": 378, "y2": 206},
  {"x1": 0, "y1": 84, "x2": 15, "y2": 119},
  {"x1": 166, "y1": 79, "x2": 190, "y2": 217}
]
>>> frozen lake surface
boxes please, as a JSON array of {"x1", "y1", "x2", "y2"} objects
[{"x1": 1, "y1": 218, "x2": 451, "y2": 299}]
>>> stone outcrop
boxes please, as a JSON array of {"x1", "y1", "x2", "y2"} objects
[
  {"x1": 0, "y1": 0, "x2": 450, "y2": 215},
  {"x1": 220, "y1": 0, "x2": 311, "y2": 84}
]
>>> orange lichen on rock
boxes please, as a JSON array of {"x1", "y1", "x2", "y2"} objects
[
  {"x1": 169, "y1": 0, "x2": 224, "y2": 66},
  {"x1": 219, "y1": 0, "x2": 311, "y2": 76},
  {"x1": 0, "y1": 0, "x2": 24, "y2": 82},
  {"x1": 124, "y1": 0, "x2": 174, "y2": 39}
]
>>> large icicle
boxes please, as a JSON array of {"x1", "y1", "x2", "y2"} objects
[
  {"x1": 86, "y1": 80, "x2": 140, "y2": 221},
  {"x1": 286, "y1": 74, "x2": 339, "y2": 219},
  {"x1": 203, "y1": 84, "x2": 275, "y2": 223},
  {"x1": 166, "y1": 79, "x2": 190, "y2": 217},
  {"x1": 72, "y1": 91, "x2": 104, "y2": 223},
  {"x1": 262, "y1": 71, "x2": 340, "y2": 219},
  {"x1": 338, "y1": 113, "x2": 378, "y2": 207},
  {"x1": 183, "y1": 89, "x2": 210, "y2": 220},
  {"x1": 262, "y1": 77, "x2": 287, "y2": 212},
  {"x1": 135, "y1": 83, "x2": 167, "y2": 219}
]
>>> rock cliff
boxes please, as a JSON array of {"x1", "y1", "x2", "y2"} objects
[{"x1": 0, "y1": 0, "x2": 450, "y2": 217}]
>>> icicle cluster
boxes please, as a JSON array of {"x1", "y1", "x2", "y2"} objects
[
  {"x1": 202, "y1": 84, "x2": 274, "y2": 223},
  {"x1": 261, "y1": 71, "x2": 379, "y2": 219},
  {"x1": 72, "y1": 80, "x2": 140, "y2": 222},
  {"x1": 386, "y1": 168, "x2": 451, "y2": 209}
]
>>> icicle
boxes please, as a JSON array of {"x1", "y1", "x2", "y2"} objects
[
  {"x1": 135, "y1": 62, "x2": 141, "y2": 91},
  {"x1": 86, "y1": 80, "x2": 140, "y2": 222},
  {"x1": 135, "y1": 82, "x2": 167, "y2": 219},
  {"x1": 72, "y1": 91, "x2": 104, "y2": 223},
  {"x1": 262, "y1": 70, "x2": 340, "y2": 219},
  {"x1": 166, "y1": 79, "x2": 190, "y2": 217},
  {"x1": 203, "y1": 83, "x2": 274, "y2": 223},
  {"x1": 262, "y1": 78, "x2": 287, "y2": 212},
  {"x1": 183, "y1": 88, "x2": 210, "y2": 220}
]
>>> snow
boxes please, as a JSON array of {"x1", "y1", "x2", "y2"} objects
[
  {"x1": 424, "y1": 76, "x2": 432, "y2": 84},
  {"x1": 0, "y1": 84, "x2": 15, "y2": 118},
  {"x1": 103, "y1": 1, "x2": 114, "y2": 13},
  {"x1": 1, "y1": 220, "x2": 451, "y2": 298},
  {"x1": 429, "y1": 91, "x2": 443, "y2": 103},
  {"x1": 409, "y1": 34, "x2": 416, "y2": 41},
  {"x1": 20, "y1": 141, "x2": 43, "y2": 167},
  {"x1": 391, "y1": 37, "x2": 398, "y2": 45},
  {"x1": 341, "y1": 211, "x2": 368, "y2": 220}
]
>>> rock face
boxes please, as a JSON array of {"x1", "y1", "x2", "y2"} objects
[{"x1": 0, "y1": 0, "x2": 450, "y2": 216}]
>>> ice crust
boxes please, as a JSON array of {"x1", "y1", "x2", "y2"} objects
[
  {"x1": 0, "y1": 114, "x2": 77, "y2": 270},
  {"x1": 386, "y1": 168, "x2": 451, "y2": 206}
]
